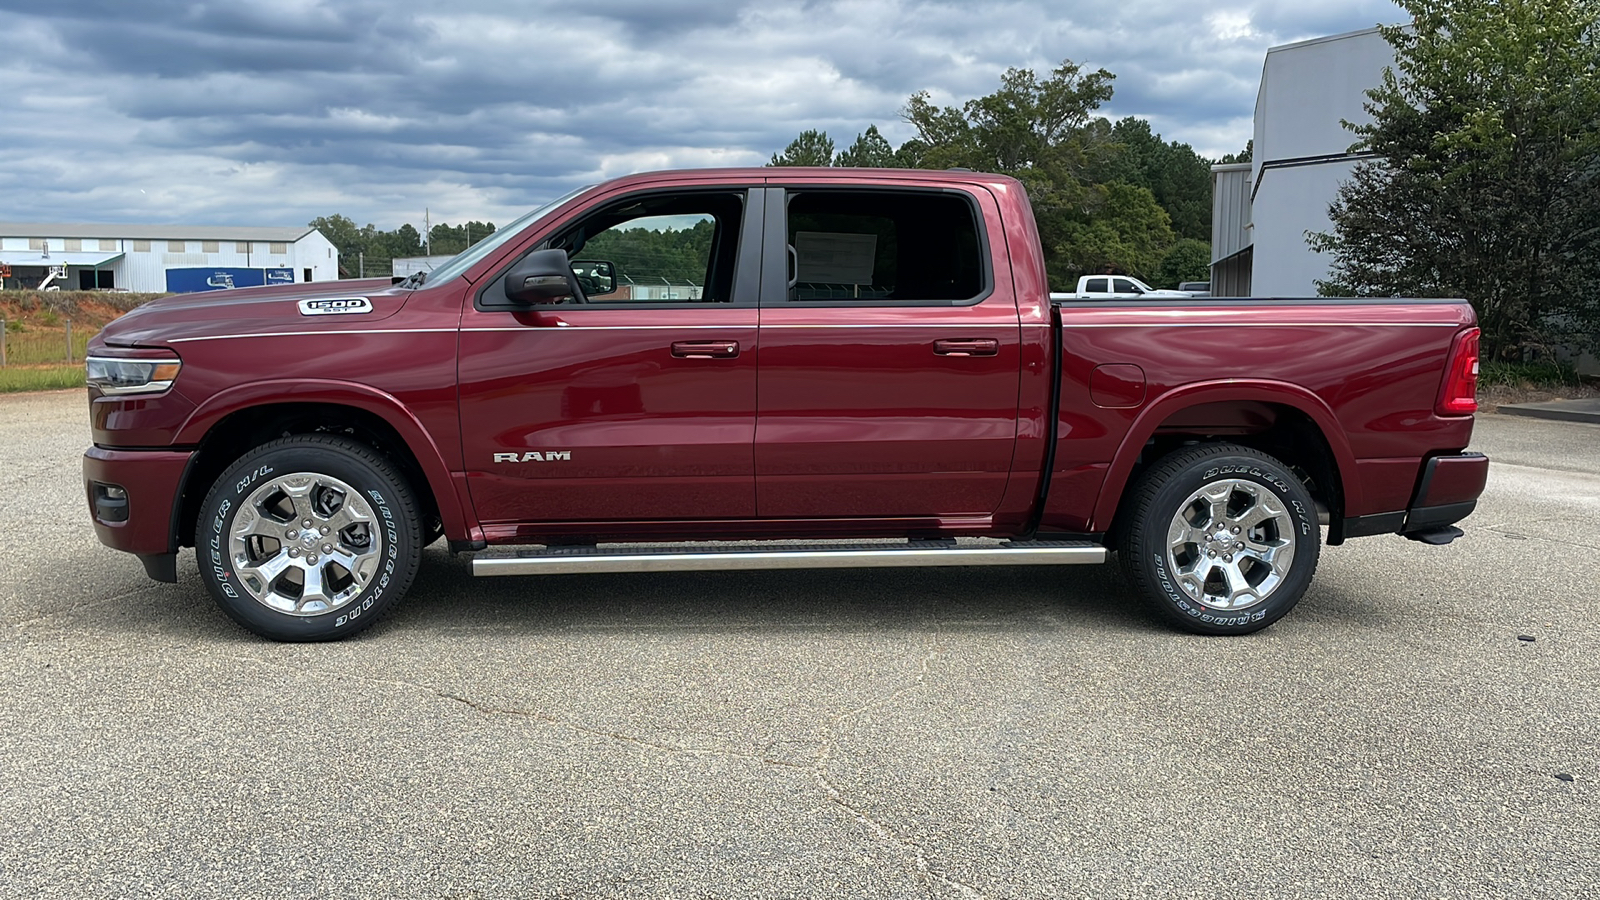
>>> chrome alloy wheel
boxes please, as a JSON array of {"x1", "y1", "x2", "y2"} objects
[
  {"x1": 1165, "y1": 478, "x2": 1297, "y2": 610},
  {"x1": 228, "y1": 472, "x2": 383, "y2": 616}
]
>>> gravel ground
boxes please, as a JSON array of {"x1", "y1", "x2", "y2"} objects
[{"x1": 2, "y1": 389, "x2": 1597, "y2": 899}]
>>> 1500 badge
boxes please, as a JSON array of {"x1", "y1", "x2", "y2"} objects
[
  {"x1": 494, "y1": 451, "x2": 572, "y2": 463},
  {"x1": 298, "y1": 297, "x2": 373, "y2": 316}
]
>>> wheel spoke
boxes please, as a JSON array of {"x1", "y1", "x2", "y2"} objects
[
  {"x1": 278, "y1": 477, "x2": 318, "y2": 524},
  {"x1": 1218, "y1": 560, "x2": 1256, "y2": 605},
  {"x1": 1236, "y1": 496, "x2": 1284, "y2": 531},
  {"x1": 329, "y1": 545, "x2": 380, "y2": 585},
  {"x1": 238, "y1": 549, "x2": 296, "y2": 586},
  {"x1": 1199, "y1": 485, "x2": 1232, "y2": 528},
  {"x1": 324, "y1": 503, "x2": 372, "y2": 534},
  {"x1": 297, "y1": 563, "x2": 330, "y2": 611},
  {"x1": 230, "y1": 504, "x2": 280, "y2": 540}
]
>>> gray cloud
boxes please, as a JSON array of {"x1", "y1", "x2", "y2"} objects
[{"x1": 0, "y1": 0, "x2": 1402, "y2": 229}]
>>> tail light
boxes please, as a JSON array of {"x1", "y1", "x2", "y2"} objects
[{"x1": 1435, "y1": 327, "x2": 1480, "y2": 416}]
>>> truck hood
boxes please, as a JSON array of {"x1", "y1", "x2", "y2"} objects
[{"x1": 97, "y1": 278, "x2": 409, "y2": 348}]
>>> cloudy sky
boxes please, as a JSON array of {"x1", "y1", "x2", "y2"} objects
[{"x1": 0, "y1": 0, "x2": 1402, "y2": 231}]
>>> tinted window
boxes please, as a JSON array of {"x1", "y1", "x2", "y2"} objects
[
  {"x1": 1112, "y1": 278, "x2": 1140, "y2": 293},
  {"x1": 1085, "y1": 277, "x2": 1109, "y2": 293},
  {"x1": 784, "y1": 191, "x2": 984, "y2": 302}
]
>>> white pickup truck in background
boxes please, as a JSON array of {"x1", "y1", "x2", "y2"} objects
[{"x1": 1067, "y1": 275, "x2": 1194, "y2": 300}]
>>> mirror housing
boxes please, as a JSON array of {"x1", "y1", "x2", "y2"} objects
[
  {"x1": 571, "y1": 260, "x2": 617, "y2": 297},
  {"x1": 504, "y1": 249, "x2": 579, "y2": 304}
]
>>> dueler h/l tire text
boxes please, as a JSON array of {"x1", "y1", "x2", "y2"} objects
[
  {"x1": 195, "y1": 435, "x2": 423, "y2": 641},
  {"x1": 1118, "y1": 443, "x2": 1320, "y2": 635}
]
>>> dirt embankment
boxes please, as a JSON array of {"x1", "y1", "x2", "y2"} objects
[{"x1": 0, "y1": 290, "x2": 165, "y2": 331}]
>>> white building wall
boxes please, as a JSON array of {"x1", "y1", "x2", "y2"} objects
[
  {"x1": 1250, "y1": 159, "x2": 1362, "y2": 297},
  {"x1": 1247, "y1": 27, "x2": 1396, "y2": 297},
  {"x1": 1, "y1": 229, "x2": 337, "y2": 292}
]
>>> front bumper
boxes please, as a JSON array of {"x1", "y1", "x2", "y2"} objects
[{"x1": 83, "y1": 445, "x2": 194, "y2": 580}]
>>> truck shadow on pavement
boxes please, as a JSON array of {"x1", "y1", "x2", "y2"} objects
[{"x1": 73, "y1": 545, "x2": 1193, "y2": 642}]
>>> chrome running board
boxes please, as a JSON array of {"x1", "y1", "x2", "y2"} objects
[{"x1": 470, "y1": 539, "x2": 1105, "y2": 577}]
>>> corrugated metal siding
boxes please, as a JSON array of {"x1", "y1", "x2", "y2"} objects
[{"x1": 1210, "y1": 163, "x2": 1253, "y2": 265}]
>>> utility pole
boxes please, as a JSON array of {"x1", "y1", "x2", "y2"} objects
[
  {"x1": 359, "y1": 252, "x2": 364, "y2": 278},
  {"x1": 425, "y1": 208, "x2": 431, "y2": 256}
]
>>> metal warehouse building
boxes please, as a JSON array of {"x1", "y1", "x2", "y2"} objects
[
  {"x1": 0, "y1": 223, "x2": 337, "y2": 293},
  {"x1": 1210, "y1": 27, "x2": 1395, "y2": 297}
]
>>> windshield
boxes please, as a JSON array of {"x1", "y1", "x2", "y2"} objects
[{"x1": 414, "y1": 185, "x2": 594, "y2": 288}]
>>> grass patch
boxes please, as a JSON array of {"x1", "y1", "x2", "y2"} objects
[
  {"x1": 1478, "y1": 360, "x2": 1583, "y2": 390},
  {"x1": 0, "y1": 365, "x2": 83, "y2": 394}
]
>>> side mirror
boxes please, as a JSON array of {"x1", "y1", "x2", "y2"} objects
[
  {"x1": 571, "y1": 260, "x2": 617, "y2": 297},
  {"x1": 504, "y1": 249, "x2": 579, "y2": 304}
]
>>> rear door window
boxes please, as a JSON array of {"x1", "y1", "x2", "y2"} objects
[{"x1": 778, "y1": 190, "x2": 987, "y2": 304}]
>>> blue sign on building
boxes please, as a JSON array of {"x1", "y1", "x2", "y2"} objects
[{"x1": 166, "y1": 267, "x2": 294, "y2": 293}]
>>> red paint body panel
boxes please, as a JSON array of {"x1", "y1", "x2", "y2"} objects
[
  {"x1": 80, "y1": 166, "x2": 1486, "y2": 566},
  {"x1": 457, "y1": 307, "x2": 760, "y2": 522},
  {"x1": 82, "y1": 446, "x2": 192, "y2": 555}
]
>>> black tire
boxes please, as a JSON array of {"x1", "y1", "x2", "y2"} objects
[
  {"x1": 1117, "y1": 443, "x2": 1320, "y2": 635},
  {"x1": 195, "y1": 435, "x2": 423, "y2": 641}
]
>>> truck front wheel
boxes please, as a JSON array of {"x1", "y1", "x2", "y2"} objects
[
  {"x1": 195, "y1": 435, "x2": 423, "y2": 641},
  {"x1": 1117, "y1": 444, "x2": 1320, "y2": 635}
]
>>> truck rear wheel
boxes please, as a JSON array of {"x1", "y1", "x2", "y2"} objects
[
  {"x1": 1117, "y1": 443, "x2": 1320, "y2": 635},
  {"x1": 195, "y1": 435, "x2": 422, "y2": 641}
]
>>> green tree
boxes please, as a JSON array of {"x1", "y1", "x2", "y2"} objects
[
  {"x1": 835, "y1": 125, "x2": 897, "y2": 167},
  {"x1": 1053, "y1": 182, "x2": 1176, "y2": 281},
  {"x1": 1095, "y1": 118, "x2": 1214, "y2": 241},
  {"x1": 1217, "y1": 140, "x2": 1252, "y2": 165},
  {"x1": 308, "y1": 214, "x2": 365, "y2": 274},
  {"x1": 769, "y1": 130, "x2": 837, "y2": 166},
  {"x1": 1153, "y1": 238, "x2": 1213, "y2": 289},
  {"x1": 1309, "y1": 0, "x2": 1600, "y2": 358},
  {"x1": 901, "y1": 60, "x2": 1123, "y2": 288}
]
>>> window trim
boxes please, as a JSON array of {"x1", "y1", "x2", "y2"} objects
[
  {"x1": 757, "y1": 185, "x2": 995, "y2": 309},
  {"x1": 473, "y1": 186, "x2": 764, "y2": 313}
]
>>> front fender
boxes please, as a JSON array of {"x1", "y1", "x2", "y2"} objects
[{"x1": 177, "y1": 379, "x2": 472, "y2": 540}]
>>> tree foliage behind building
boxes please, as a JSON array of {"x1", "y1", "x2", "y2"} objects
[
  {"x1": 308, "y1": 214, "x2": 496, "y2": 278},
  {"x1": 766, "y1": 60, "x2": 1221, "y2": 290},
  {"x1": 1309, "y1": 0, "x2": 1600, "y2": 358}
]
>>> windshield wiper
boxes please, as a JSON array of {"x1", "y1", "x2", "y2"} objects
[{"x1": 397, "y1": 271, "x2": 427, "y2": 289}]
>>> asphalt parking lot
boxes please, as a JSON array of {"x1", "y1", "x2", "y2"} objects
[{"x1": 2, "y1": 389, "x2": 1597, "y2": 899}]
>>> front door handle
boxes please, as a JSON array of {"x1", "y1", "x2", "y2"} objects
[
  {"x1": 933, "y1": 338, "x2": 999, "y2": 357},
  {"x1": 671, "y1": 340, "x2": 740, "y2": 359}
]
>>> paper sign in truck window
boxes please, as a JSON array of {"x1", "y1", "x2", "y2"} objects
[{"x1": 795, "y1": 232, "x2": 877, "y2": 284}]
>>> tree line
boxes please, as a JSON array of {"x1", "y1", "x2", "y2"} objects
[
  {"x1": 767, "y1": 62, "x2": 1250, "y2": 291},
  {"x1": 307, "y1": 215, "x2": 498, "y2": 278}
]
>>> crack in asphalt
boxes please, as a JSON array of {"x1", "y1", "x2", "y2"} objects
[
  {"x1": 1480, "y1": 523, "x2": 1600, "y2": 553},
  {"x1": 2, "y1": 583, "x2": 170, "y2": 629},
  {"x1": 810, "y1": 631, "x2": 988, "y2": 900},
  {"x1": 229, "y1": 647, "x2": 988, "y2": 898}
]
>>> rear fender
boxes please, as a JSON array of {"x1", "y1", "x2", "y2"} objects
[{"x1": 1090, "y1": 379, "x2": 1360, "y2": 532}]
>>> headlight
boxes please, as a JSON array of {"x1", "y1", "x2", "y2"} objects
[{"x1": 85, "y1": 356, "x2": 182, "y2": 395}]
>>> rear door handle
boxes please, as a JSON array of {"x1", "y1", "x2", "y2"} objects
[
  {"x1": 671, "y1": 340, "x2": 740, "y2": 359},
  {"x1": 933, "y1": 338, "x2": 999, "y2": 357}
]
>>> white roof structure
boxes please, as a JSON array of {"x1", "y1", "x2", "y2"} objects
[
  {"x1": 0, "y1": 250, "x2": 125, "y2": 266},
  {"x1": 0, "y1": 222, "x2": 314, "y2": 242}
]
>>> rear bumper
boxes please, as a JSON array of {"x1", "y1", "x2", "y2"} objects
[
  {"x1": 83, "y1": 445, "x2": 193, "y2": 575},
  {"x1": 1342, "y1": 452, "x2": 1488, "y2": 539}
]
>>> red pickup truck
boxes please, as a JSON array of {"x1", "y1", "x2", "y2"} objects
[{"x1": 81, "y1": 167, "x2": 1487, "y2": 641}]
